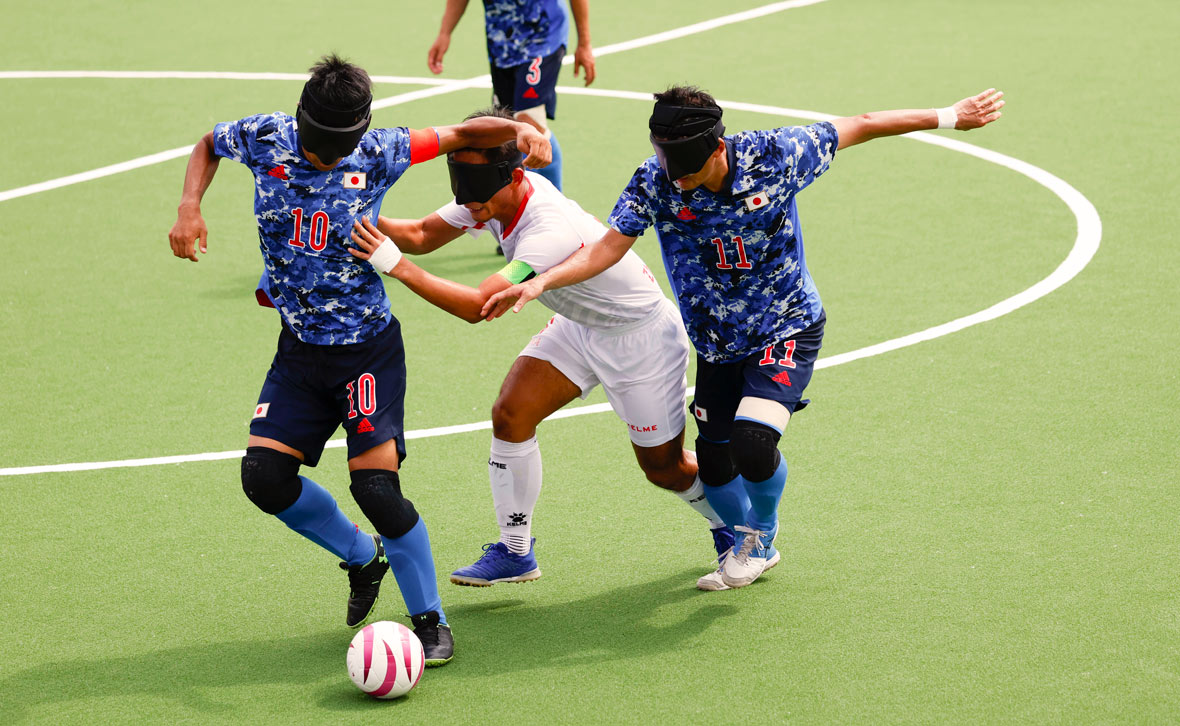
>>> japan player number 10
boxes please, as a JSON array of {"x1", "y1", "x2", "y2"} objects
[{"x1": 288, "y1": 208, "x2": 331, "y2": 252}]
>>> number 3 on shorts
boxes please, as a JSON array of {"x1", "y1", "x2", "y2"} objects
[{"x1": 346, "y1": 373, "x2": 377, "y2": 418}]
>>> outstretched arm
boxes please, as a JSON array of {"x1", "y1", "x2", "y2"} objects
[
  {"x1": 427, "y1": 0, "x2": 470, "y2": 75},
  {"x1": 480, "y1": 228, "x2": 637, "y2": 319},
  {"x1": 832, "y1": 88, "x2": 1004, "y2": 150},
  {"x1": 434, "y1": 116, "x2": 552, "y2": 168},
  {"x1": 168, "y1": 131, "x2": 220, "y2": 262},
  {"x1": 375, "y1": 213, "x2": 465, "y2": 255},
  {"x1": 350, "y1": 218, "x2": 509, "y2": 324}
]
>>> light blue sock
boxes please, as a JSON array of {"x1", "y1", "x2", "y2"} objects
[
  {"x1": 744, "y1": 456, "x2": 788, "y2": 532},
  {"x1": 702, "y1": 475, "x2": 751, "y2": 530},
  {"x1": 382, "y1": 518, "x2": 446, "y2": 625},
  {"x1": 533, "y1": 130, "x2": 562, "y2": 190},
  {"x1": 275, "y1": 476, "x2": 376, "y2": 566}
]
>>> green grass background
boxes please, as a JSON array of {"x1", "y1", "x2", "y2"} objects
[{"x1": 1, "y1": 0, "x2": 1177, "y2": 723}]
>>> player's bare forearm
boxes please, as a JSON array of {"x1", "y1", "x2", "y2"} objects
[
  {"x1": 438, "y1": 0, "x2": 469, "y2": 33},
  {"x1": 569, "y1": 0, "x2": 596, "y2": 85},
  {"x1": 389, "y1": 260, "x2": 493, "y2": 324},
  {"x1": 178, "y1": 132, "x2": 220, "y2": 210},
  {"x1": 428, "y1": 0, "x2": 469, "y2": 73},
  {"x1": 375, "y1": 213, "x2": 462, "y2": 255},
  {"x1": 435, "y1": 118, "x2": 552, "y2": 167},
  {"x1": 480, "y1": 229, "x2": 635, "y2": 319},
  {"x1": 833, "y1": 89, "x2": 1004, "y2": 149},
  {"x1": 168, "y1": 131, "x2": 219, "y2": 262},
  {"x1": 537, "y1": 233, "x2": 629, "y2": 290}
]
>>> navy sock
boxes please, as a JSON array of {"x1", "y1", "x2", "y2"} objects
[
  {"x1": 533, "y1": 130, "x2": 562, "y2": 190},
  {"x1": 702, "y1": 475, "x2": 751, "y2": 530},
  {"x1": 276, "y1": 476, "x2": 376, "y2": 565},
  {"x1": 382, "y1": 518, "x2": 446, "y2": 625},
  {"x1": 744, "y1": 457, "x2": 788, "y2": 532}
]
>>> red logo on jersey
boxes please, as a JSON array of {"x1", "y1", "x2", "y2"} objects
[
  {"x1": 356, "y1": 417, "x2": 375, "y2": 433},
  {"x1": 522, "y1": 87, "x2": 540, "y2": 99},
  {"x1": 268, "y1": 165, "x2": 288, "y2": 180},
  {"x1": 677, "y1": 207, "x2": 696, "y2": 221},
  {"x1": 772, "y1": 371, "x2": 792, "y2": 386}
]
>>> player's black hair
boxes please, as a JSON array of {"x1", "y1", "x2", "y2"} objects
[
  {"x1": 653, "y1": 85, "x2": 720, "y2": 112},
  {"x1": 446, "y1": 106, "x2": 521, "y2": 166},
  {"x1": 305, "y1": 54, "x2": 372, "y2": 109}
]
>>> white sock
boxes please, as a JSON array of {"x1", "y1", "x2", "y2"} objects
[
  {"x1": 676, "y1": 477, "x2": 726, "y2": 529},
  {"x1": 490, "y1": 436, "x2": 542, "y2": 555}
]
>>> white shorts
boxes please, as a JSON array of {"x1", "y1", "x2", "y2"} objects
[{"x1": 519, "y1": 298, "x2": 690, "y2": 447}]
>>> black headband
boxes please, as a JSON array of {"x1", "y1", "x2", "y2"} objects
[
  {"x1": 296, "y1": 83, "x2": 372, "y2": 162},
  {"x1": 649, "y1": 103, "x2": 723, "y2": 139},
  {"x1": 298, "y1": 84, "x2": 372, "y2": 128}
]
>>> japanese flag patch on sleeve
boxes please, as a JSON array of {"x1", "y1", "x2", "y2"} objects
[{"x1": 343, "y1": 172, "x2": 367, "y2": 189}]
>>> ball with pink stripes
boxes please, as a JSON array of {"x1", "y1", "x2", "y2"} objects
[{"x1": 346, "y1": 621, "x2": 425, "y2": 699}]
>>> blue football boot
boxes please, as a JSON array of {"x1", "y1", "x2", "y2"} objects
[{"x1": 449, "y1": 539, "x2": 541, "y2": 587}]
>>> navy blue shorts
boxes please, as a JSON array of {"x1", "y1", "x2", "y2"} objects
[
  {"x1": 691, "y1": 312, "x2": 826, "y2": 442},
  {"x1": 491, "y1": 45, "x2": 564, "y2": 119},
  {"x1": 249, "y1": 318, "x2": 407, "y2": 467}
]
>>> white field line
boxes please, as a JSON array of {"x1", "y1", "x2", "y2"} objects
[
  {"x1": 0, "y1": 71, "x2": 451, "y2": 84},
  {"x1": 0, "y1": 0, "x2": 829, "y2": 203},
  {"x1": 0, "y1": 0, "x2": 1105, "y2": 476},
  {"x1": 0, "y1": 102, "x2": 1102, "y2": 478}
]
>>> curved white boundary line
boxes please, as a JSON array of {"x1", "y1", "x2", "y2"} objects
[
  {"x1": 0, "y1": 92, "x2": 1102, "y2": 476},
  {"x1": 0, "y1": 0, "x2": 1103, "y2": 476}
]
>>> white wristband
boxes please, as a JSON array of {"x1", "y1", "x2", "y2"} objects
[
  {"x1": 367, "y1": 239, "x2": 404, "y2": 274},
  {"x1": 935, "y1": 106, "x2": 958, "y2": 130}
]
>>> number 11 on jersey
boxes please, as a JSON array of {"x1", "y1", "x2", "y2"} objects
[{"x1": 711, "y1": 235, "x2": 753, "y2": 270}]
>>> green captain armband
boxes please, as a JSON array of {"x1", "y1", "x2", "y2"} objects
[{"x1": 497, "y1": 259, "x2": 537, "y2": 285}]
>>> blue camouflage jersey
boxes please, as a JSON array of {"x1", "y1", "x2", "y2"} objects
[
  {"x1": 608, "y1": 122, "x2": 839, "y2": 363},
  {"x1": 482, "y1": 0, "x2": 569, "y2": 68},
  {"x1": 213, "y1": 113, "x2": 418, "y2": 345}
]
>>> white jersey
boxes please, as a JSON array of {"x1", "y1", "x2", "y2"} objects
[{"x1": 435, "y1": 172, "x2": 667, "y2": 331}]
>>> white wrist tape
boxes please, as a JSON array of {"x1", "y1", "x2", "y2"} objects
[
  {"x1": 367, "y1": 239, "x2": 403, "y2": 274},
  {"x1": 935, "y1": 106, "x2": 958, "y2": 130}
]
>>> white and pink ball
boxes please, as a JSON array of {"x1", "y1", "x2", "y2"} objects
[{"x1": 346, "y1": 621, "x2": 425, "y2": 699}]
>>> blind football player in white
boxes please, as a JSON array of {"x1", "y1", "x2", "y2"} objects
[
  {"x1": 348, "y1": 108, "x2": 736, "y2": 590},
  {"x1": 483, "y1": 86, "x2": 1005, "y2": 589}
]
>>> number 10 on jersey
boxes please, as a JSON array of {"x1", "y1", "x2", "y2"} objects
[{"x1": 289, "y1": 208, "x2": 330, "y2": 252}]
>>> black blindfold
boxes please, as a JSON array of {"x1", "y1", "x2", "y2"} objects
[
  {"x1": 649, "y1": 103, "x2": 725, "y2": 181},
  {"x1": 448, "y1": 158, "x2": 520, "y2": 204},
  {"x1": 296, "y1": 84, "x2": 372, "y2": 163}
]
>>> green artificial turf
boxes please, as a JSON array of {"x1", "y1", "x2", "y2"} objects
[{"x1": 2, "y1": 0, "x2": 1177, "y2": 723}]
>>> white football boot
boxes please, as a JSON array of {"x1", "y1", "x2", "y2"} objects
[{"x1": 720, "y1": 524, "x2": 780, "y2": 588}]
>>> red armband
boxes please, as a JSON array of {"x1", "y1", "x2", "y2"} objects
[{"x1": 409, "y1": 128, "x2": 441, "y2": 165}]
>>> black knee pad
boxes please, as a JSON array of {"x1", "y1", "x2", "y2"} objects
[
  {"x1": 695, "y1": 436, "x2": 738, "y2": 487},
  {"x1": 730, "y1": 420, "x2": 782, "y2": 483},
  {"x1": 241, "y1": 446, "x2": 303, "y2": 514},
  {"x1": 349, "y1": 469, "x2": 420, "y2": 539}
]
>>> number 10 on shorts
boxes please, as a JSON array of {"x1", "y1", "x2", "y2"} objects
[{"x1": 346, "y1": 373, "x2": 376, "y2": 418}]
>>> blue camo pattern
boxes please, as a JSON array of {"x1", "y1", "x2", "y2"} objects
[
  {"x1": 213, "y1": 113, "x2": 414, "y2": 345},
  {"x1": 608, "y1": 122, "x2": 838, "y2": 363},
  {"x1": 482, "y1": 0, "x2": 568, "y2": 68}
]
